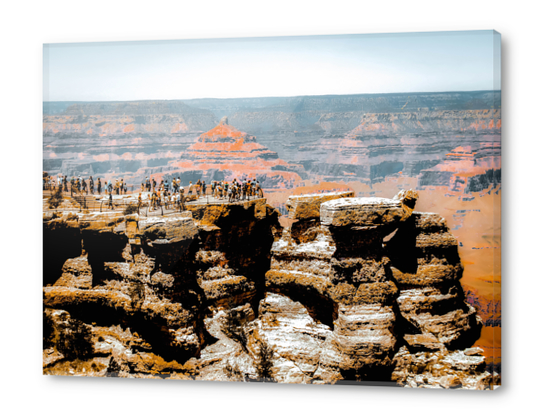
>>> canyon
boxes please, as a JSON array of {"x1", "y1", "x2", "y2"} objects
[
  {"x1": 43, "y1": 90, "x2": 501, "y2": 383},
  {"x1": 43, "y1": 190, "x2": 495, "y2": 389},
  {"x1": 43, "y1": 91, "x2": 500, "y2": 188}
]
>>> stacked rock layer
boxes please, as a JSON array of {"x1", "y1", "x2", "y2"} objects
[
  {"x1": 43, "y1": 199, "x2": 280, "y2": 374},
  {"x1": 263, "y1": 189, "x2": 487, "y2": 387},
  {"x1": 171, "y1": 119, "x2": 303, "y2": 188},
  {"x1": 43, "y1": 190, "x2": 492, "y2": 389}
]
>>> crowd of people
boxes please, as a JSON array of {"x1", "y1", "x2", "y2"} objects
[
  {"x1": 139, "y1": 176, "x2": 263, "y2": 202},
  {"x1": 137, "y1": 189, "x2": 185, "y2": 212},
  {"x1": 208, "y1": 178, "x2": 264, "y2": 202},
  {"x1": 44, "y1": 173, "x2": 265, "y2": 213},
  {"x1": 43, "y1": 174, "x2": 129, "y2": 196},
  {"x1": 134, "y1": 177, "x2": 264, "y2": 211}
]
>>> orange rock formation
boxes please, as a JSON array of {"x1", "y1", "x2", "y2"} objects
[
  {"x1": 43, "y1": 190, "x2": 496, "y2": 388},
  {"x1": 172, "y1": 118, "x2": 303, "y2": 188}
]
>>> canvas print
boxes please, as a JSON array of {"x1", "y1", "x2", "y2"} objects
[{"x1": 43, "y1": 31, "x2": 501, "y2": 389}]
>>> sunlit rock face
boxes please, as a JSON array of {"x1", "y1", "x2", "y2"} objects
[
  {"x1": 43, "y1": 101, "x2": 219, "y2": 187},
  {"x1": 297, "y1": 109, "x2": 501, "y2": 184},
  {"x1": 42, "y1": 190, "x2": 492, "y2": 388},
  {"x1": 267, "y1": 193, "x2": 410, "y2": 382},
  {"x1": 171, "y1": 120, "x2": 304, "y2": 188},
  {"x1": 43, "y1": 199, "x2": 281, "y2": 374},
  {"x1": 262, "y1": 190, "x2": 485, "y2": 386}
]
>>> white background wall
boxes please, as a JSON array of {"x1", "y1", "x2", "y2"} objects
[{"x1": 0, "y1": 1, "x2": 538, "y2": 418}]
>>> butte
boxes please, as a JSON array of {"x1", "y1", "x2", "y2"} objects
[{"x1": 170, "y1": 117, "x2": 303, "y2": 189}]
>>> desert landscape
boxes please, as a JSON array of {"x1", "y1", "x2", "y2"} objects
[{"x1": 43, "y1": 90, "x2": 500, "y2": 388}]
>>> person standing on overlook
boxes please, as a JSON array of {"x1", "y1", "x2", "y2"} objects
[
  {"x1": 179, "y1": 187, "x2": 185, "y2": 211},
  {"x1": 150, "y1": 191, "x2": 156, "y2": 210}
]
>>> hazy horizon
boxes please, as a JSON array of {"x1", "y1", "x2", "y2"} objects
[
  {"x1": 42, "y1": 88, "x2": 502, "y2": 105},
  {"x1": 44, "y1": 31, "x2": 501, "y2": 102}
]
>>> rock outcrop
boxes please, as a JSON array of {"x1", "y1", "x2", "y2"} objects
[
  {"x1": 387, "y1": 211, "x2": 482, "y2": 351},
  {"x1": 261, "y1": 189, "x2": 486, "y2": 386},
  {"x1": 43, "y1": 92, "x2": 501, "y2": 190},
  {"x1": 43, "y1": 198, "x2": 280, "y2": 375},
  {"x1": 43, "y1": 190, "x2": 492, "y2": 389},
  {"x1": 266, "y1": 192, "x2": 415, "y2": 382},
  {"x1": 171, "y1": 119, "x2": 304, "y2": 188}
]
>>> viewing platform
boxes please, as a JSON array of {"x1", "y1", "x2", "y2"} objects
[{"x1": 43, "y1": 188, "x2": 268, "y2": 218}]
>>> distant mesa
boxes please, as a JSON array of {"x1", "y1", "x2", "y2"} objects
[
  {"x1": 418, "y1": 143, "x2": 501, "y2": 194},
  {"x1": 298, "y1": 109, "x2": 501, "y2": 184},
  {"x1": 172, "y1": 119, "x2": 303, "y2": 188}
]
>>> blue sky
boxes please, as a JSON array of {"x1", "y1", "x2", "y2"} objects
[{"x1": 43, "y1": 30, "x2": 500, "y2": 101}]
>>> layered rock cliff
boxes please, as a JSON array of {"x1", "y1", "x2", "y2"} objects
[
  {"x1": 296, "y1": 109, "x2": 501, "y2": 184},
  {"x1": 44, "y1": 199, "x2": 280, "y2": 373},
  {"x1": 43, "y1": 191, "x2": 494, "y2": 389},
  {"x1": 43, "y1": 92, "x2": 500, "y2": 189},
  {"x1": 170, "y1": 118, "x2": 304, "y2": 188}
]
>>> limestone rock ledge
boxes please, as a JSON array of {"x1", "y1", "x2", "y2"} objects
[
  {"x1": 267, "y1": 192, "x2": 409, "y2": 383},
  {"x1": 43, "y1": 191, "x2": 491, "y2": 388},
  {"x1": 387, "y1": 211, "x2": 482, "y2": 350},
  {"x1": 286, "y1": 191, "x2": 354, "y2": 221},
  {"x1": 262, "y1": 190, "x2": 488, "y2": 388},
  {"x1": 43, "y1": 199, "x2": 280, "y2": 376}
]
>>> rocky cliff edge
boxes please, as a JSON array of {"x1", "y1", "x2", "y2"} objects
[{"x1": 43, "y1": 192, "x2": 493, "y2": 389}]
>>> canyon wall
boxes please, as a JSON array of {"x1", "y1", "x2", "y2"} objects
[
  {"x1": 43, "y1": 91, "x2": 501, "y2": 374},
  {"x1": 43, "y1": 91, "x2": 500, "y2": 187},
  {"x1": 43, "y1": 191, "x2": 495, "y2": 389}
]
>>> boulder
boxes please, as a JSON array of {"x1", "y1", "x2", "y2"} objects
[
  {"x1": 286, "y1": 191, "x2": 354, "y2": 221},
  {"x1": 320, "y1": 197, "x2": 408, "y2": 228},
  {"x1": 53, "y1": 255, "x2": 93, "y2": 289},
  {"x1": 139, "y1": 213, "x2": 197, "y2": 246}
]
